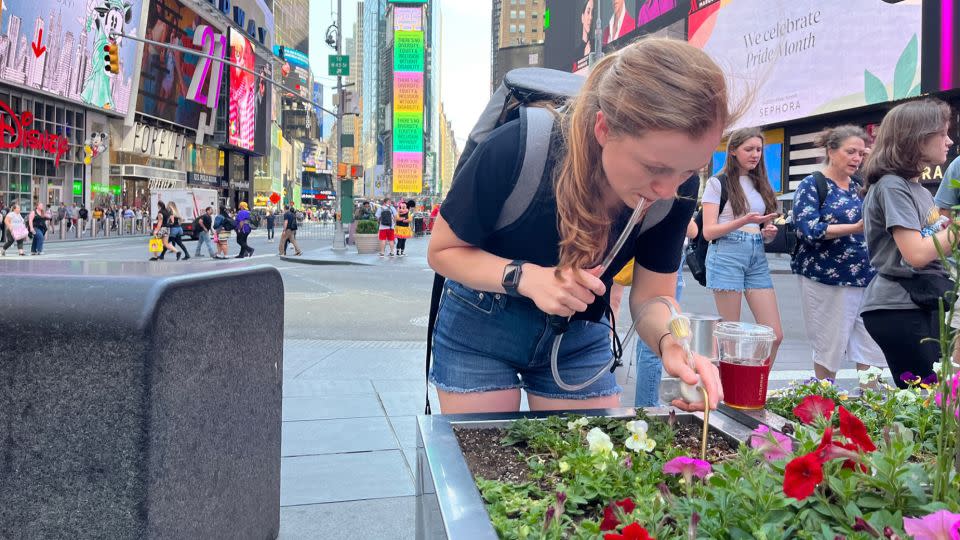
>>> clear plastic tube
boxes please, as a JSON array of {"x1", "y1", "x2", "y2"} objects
[{"x1": 549, "y1": 199, "x2": 647, "y2": 391}]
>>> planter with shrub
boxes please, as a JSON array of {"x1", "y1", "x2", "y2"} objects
[{"x1": 354, "y1": 220, "x2": 380, "y2": 254}]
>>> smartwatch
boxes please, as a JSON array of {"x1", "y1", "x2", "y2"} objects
[{"x1": 501, "y1": 259, "x2": 527, "y2": 297}]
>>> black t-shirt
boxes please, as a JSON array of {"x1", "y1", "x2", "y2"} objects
[
  {"x1": 158, "y1": 208, "x2": 170, "y2": 227},
  {"x1": 440, "y1": 119, "x2": 697, "y2": 322},
  {"x1": 199, "y1": 214, "x2": 212, "y2": 230},
  {"x1": 284, "y1": 211, "x2": 298, "y2": 230}
]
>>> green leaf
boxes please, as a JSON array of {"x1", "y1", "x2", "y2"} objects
[
  {"x1": 864, "y1": 70, "x2": 889, "y2": 104},
  {"x1": 909, "y1": 82, "x2": 921, "y2": 97},
  {"x1": 893, "y1": 34, "x2": 919, "y2": 100}
]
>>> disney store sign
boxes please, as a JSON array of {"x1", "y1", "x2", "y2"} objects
[{"x1": 0, "y1": 99, "x2": 70, "y2": 167}]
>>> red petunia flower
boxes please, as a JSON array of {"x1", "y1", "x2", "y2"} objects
[
  {"x1": 600, "y1": 498, "x2": 637, "y2": 531},
  {"x1": 838, "y1": 405, "x2": 876, "y2": 452},
  {"x1": 793, "y1": 395, "x2": 836, "y2": 425},
  {"x1": 837, "y1": 442, "x2": 870, "y2": 473},
  {"x1": 783, "y1": 452, "x2": 824, "y2": 500},
  {"x1": 604, "y1": 522, "x2": 655, "y2": 540}
]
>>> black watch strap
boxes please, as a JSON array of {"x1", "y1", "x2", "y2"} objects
[{"x1": 502, "y1": 259, "x2": 527, "y2": 297}]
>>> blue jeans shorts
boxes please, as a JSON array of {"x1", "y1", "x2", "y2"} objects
[
  {"x1": 430, "y1": 280, "x2": 622, "y2": 400},
  {"x1": 706, "y1": 231, "x2": 773, "y2": 291}
]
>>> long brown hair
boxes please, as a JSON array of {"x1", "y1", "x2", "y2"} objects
[
  {"x1": 555, "y1": 38, "x2": 732, "y2": 273},
  {"x1": 718, "y1": 128, "x2": 777, "y2": 216},
  {"x1": 861, "y1": 98, "x2": 952, "y2": 192}
]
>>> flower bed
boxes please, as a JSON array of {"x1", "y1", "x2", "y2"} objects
[{"x1": 452, "y1": 399, "x2": 959, "y2": 539}]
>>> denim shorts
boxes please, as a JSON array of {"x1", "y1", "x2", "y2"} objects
[
  {"x1": 430, "y1": 280, "x2": 622, "y2": 399},
  {"x1": 705, "y1": 231, "x2": 773, "y2": 291}
]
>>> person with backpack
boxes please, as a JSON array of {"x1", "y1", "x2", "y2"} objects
[
  {"x1": 426, "y1": 39, "x2": 726, "y2": 415},
  {"x1": 279, "y1": 204, "x2": 303, "y2": 256},
  {"x1": 214, "y1": 207, "x2": 235, "y2": 259},
  {"x1": 376, "y1": 198, "x2": 398, "y2": 257},
  {"x1": 701, "y1": 127, "x2": 784, "y2": 363},
  {"x1": 792, "y1": 125, "x2": 885, "y2": 381},
  {"x1": 860, "y1": 98, "x2": 955, "y2": 388},
  {"x1": 194, "y1": 206, "x2": 217, "y2": 258}
]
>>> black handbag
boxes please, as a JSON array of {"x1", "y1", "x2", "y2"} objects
[{"x1": 881, "y1": 272, "x2": 956, "y2": 311}]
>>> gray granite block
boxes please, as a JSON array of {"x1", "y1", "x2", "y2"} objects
[
  {"x1": 281, "y1": 417, "x2": 398, "y2": 456},
  {"x1": 280, "y1": 451, "x2": 414, "y2": 506},
  {"x1": 0, "y1": 261, "x2": 283, "y2": 539},
  {"x1": 278, "y1": 496, "x2": 416, "y2": 540}
]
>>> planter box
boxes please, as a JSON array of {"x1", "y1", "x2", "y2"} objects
[
  {"x1": 355, "y1": 233, "x2": 380, "y2": 254},
  {"x1": 414, "y1": 407, "x2": 757, "y2": 540}
]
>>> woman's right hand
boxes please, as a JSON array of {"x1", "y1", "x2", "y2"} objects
[
  {"x1": 517, "y1": 264, "x2": 607, "y2": 317},
  {"x1": 740, "y1": 212, "x2": 779, "y2": 226}
]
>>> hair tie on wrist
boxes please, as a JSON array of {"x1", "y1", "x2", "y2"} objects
[{"x1": 657, "y1": 332, "x2": 672, "y2": 358}]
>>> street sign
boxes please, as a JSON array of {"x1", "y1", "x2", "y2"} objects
[{"x1": 328, "y1": 55, "x2": 350, "y2": 76}]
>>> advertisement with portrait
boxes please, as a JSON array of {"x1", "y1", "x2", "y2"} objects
[
  {"x1": 688, "y1": 0, "x2": 922, "y2": 129},
  {"x1": 137, "y1": 0, "x2": 211, "y2": 128},
  {"x1": 0, "y1": 0, "x2": 145, "y2": 115},
  {"x1": 227, "y1": 28, "x2": 256, "y2": 151},
  {"x1": 542, "y1": 0, "x2": 597, "y2": 72},
  {"x1": 254, "y1": 52, "x2": 272, "y2": 156}
]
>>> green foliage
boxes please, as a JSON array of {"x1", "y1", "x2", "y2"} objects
[
  {"x1": 355, "y1": 219, "x2": 378, "y2": 234},
  {"x1": 864, "y1": 70, "x2": 888, "y2": 104},
  {"x1": 893, "y1": 34, "x2": 919, "y2": 99}
]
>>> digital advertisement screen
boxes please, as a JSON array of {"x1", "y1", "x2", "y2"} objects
[
  {"x1": 0, "y1": 0, "x2": 144, "y2": 115},
  {"x1": 392, "y1": 6, "x2": 424, "y2": 193},
  {"x1": 138, "y1": 0, "x2": 211, "y2": 128},
  {"x1": 254, "y1": 53, "x2": 271, "y2": 156},
  {"x1": 689, "y1": 0, "x2": 922, "y2": 129},
  {"x1": 922, "y1": 0, "x2": 958, "y2": 92},
  {"x1": 228, "y1": 28, "x2": 256, "y2": 151}
]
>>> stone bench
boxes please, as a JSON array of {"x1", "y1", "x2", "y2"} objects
[{"x1": 0, "y1": 261, "x2": 283, "y2": 539}]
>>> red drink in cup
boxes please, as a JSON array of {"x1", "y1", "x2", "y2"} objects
[{"x1": 715, "y1": 322, "x2": 776, "y2": 410}]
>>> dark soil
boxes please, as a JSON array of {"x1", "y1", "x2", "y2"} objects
[{"x1": 455, "y1": 420, "x2": 738, "y2": 485}]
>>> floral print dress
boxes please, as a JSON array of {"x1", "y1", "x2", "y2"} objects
[{"x1": 791, "y1": 174, "x2": 875, "y2": 287}]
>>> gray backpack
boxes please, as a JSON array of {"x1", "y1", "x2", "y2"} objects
[{"x1": 423, "y1": 68, "x2": 675, "y2": 413}]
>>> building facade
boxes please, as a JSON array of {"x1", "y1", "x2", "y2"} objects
[{"x1": 490, "y1": 0, "x2": 545, "y2": 92}]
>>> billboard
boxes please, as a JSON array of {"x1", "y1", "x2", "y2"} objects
[
  {"x1": 392, "y1": 5, "x2": 424, "y2": 193},
  {"x1": 254, "y1": 53, "x2": 272, "y2": 155},
  {"x1": 313, "y1": 82, "x2": 324, "y2": 138},
  {"x1": 0, "y1": 0, "x2": 144, "y2": 115},
  {"x1": 689, "y1": 0, "x2": 922, "y2": 129},
  {"x1": 921, "y1": 0, "x2": 958, "y2": 92},
  {"x1": 137, "y1": 0, "x2": 212, "y2": 128},
  {"x1": 228, "y1": 28, "x2": 256, "y2": 151}
]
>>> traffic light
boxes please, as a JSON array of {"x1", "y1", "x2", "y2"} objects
[{"x1": 103, "y1": 43, "x2": 119, "y2": 74}]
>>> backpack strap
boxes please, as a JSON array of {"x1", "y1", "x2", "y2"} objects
[
  {"x1": 494, "y1": 107, "x2": 555, "y2": 231},
  {"x1": 716, "y1": 173, "x2": 729, "y2": 216},
  {"x1": 811, "y1": 171, "x2": 830, "y2": 208}
]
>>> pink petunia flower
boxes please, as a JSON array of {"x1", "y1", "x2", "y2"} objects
[
  {"x1": 662, "y1": 456, "x2": 712, "y2": 485},
  {"x1": 903, "y1": 510, "x2": 960, "y2": 540},
  {"x1": 749, "y1": 425, "x2": 793, "y2": 461}
]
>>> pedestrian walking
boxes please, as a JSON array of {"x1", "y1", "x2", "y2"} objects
[
  {"x1": 1, "y1": 203, "x2": 28, "y2": 256},
  {"x1": 395, "y1": 201, "x2": 412, "y2": 256},
  {"x1": 194, "y1": 206, "x2": 217, "y2": 258},
  {"x1": 701, "y1": 127, "x2": 784, "y2": 362},
  {"x1": 164, "y1": 202, "x2": 190, "y2": 260},
  {"x1": 376, "y1": 198, "x2": 397, "y2": 257},
  {"x1": 266, "y1": 211, "x2": 276, "y2": 242},
  {"x1": 213, "y1": 207, "x2": 235, "y2": 259},
  {"x1": 235, "y1": 201, "x2": 255, "y2": 258},
  {"x1": 65, "y1": 204, "x2": 77, "y2": 230},
  {"x1": 860, "y1": 98, "x2": 955, "y2": 388},
  {"x1": 150, "y1": 201, "x2": 179, "y2": 261},
  {"x1": 28, "y1": 203, "x2": 50, "y2": 255},
  {"x1": 427, "y1": 38, "x2": 726, "y2": 414},
  {"x1": 279, "y1": 204, "x2": 302, "y2": 256},
  {"x1": 792, "y1": 126, "x2": 886, "y2": 381}
]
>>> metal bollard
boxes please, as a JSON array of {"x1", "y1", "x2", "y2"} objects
[
  {"x1": 118, "y1": 217, "x2": 124, "y2": 236},
  {"x1": 106, "y1": 218, "x2": 111, "y2": 237},
  {"x1": 75, "y1": 219, "x2": 81, "y2": 239},
  {"x1": 59, "y1": 219, "x2": 66, "y2": 240}
]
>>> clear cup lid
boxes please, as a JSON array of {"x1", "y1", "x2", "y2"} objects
[{"x1": 714, "y1": 321, "x2": 776, "y2": 342}]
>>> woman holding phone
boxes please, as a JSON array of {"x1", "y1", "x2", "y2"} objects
[{"x1": 701, "y1": 128, "x2": 784, "y2": 362}]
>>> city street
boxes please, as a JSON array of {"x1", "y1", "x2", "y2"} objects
[{"x1": 2, "y1": 231, "x2": 879, "y2": 539}]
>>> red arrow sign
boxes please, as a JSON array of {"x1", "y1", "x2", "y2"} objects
[{"x1": 31, "y1": 29, "x2": 46, "y2": 57}]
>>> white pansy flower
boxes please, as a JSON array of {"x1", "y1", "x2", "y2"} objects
[
  {"x1": 567, "y1": 417, "x2": 589, "y2": 431},
  {"x1": 858, "y1": 366, "x2": 883, "y2": 385},
  {"x1": 558, "y1": 460, "x2": 570, "y2": 473},
  {"x1": 625, "y1": 420, "x2": 648, "y2": 435},
  {"x1": 586, "y1": 427, "x2": 614, "y2": 455},
  {"x1": 624, "y1": 432, "x2": 657, "y2": 453}
]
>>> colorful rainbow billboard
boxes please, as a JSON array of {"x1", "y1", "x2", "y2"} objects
[{"x1": 392, "y1": 5, "x2": 425, "y2": 193}]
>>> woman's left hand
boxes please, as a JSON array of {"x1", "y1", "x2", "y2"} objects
[
  {"x1": 660, "y1": 341, "x2": 722, "y2": 411},
  {"x1": 761, "y1": 223, "x2": 779, "y2": 242}
]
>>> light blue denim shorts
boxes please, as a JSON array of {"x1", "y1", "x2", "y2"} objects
[
  {"x1": 430, "y1": 280, "x2": 622, "y2": 399},
  {"x1": 705, "y1": 231, "x2": 774, "y2": 291}
]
